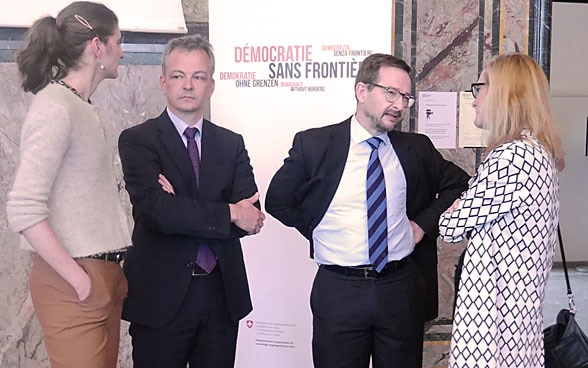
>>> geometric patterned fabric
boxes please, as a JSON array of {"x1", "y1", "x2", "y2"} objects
[
  {"x1": 184, "y1": 127, "x2": 216, "y2": 273},
  {"x1": 439, "y1": 131, "x2": 559, "y2": 367},
  {"x1": 366, "y1": 137, "x2": 388, "y2": 272}
]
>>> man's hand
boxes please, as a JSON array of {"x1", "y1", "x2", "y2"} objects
[
  {"x1": 410, "y1": 221, "x2": 425, "y2": 244},
  {"x1": 159, "y1": 174, "x2": 175, "y2": 195},
  {"x1": 229, "y1": 192, "x2": 266, "y2": 235}
]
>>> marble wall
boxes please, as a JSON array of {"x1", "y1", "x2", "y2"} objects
[
  {"x1": 0, "y1": 0, "x2": 537, "y2": 367},
  {"x1": 0, "y1": 62, "x2": 166, "y2": 367}
]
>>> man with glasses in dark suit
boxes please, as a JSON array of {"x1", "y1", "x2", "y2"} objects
[{"x1": 266, "y1": 53, "x2": 469, "y2": 368}]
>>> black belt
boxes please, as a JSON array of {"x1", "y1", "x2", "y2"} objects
[
  {"x1": 80, "y1": 249, "x2": 127, "y2": 264},
  {"x1": 323, "y1": 256, "x2": 411, "y2": 278}
]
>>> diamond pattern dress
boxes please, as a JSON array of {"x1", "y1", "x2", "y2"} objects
[{"x1": 439, "y1": 132, "x2": 559, "y2": 368}]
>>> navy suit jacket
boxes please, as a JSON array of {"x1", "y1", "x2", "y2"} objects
[
  {"x1": 265, "y1": 117, "x2": 470, "y2": 320},
  {"x1": 118, "y1": 110, "x2": 257, "y2": 327}
]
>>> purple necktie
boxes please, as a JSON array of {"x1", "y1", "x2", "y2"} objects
[{"x1": 184, "y1": 127, "x2": 216, "y2": 273}]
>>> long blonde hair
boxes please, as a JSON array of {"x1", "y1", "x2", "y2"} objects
[{"x1": 480, "y1": 53, "x2": 565, "y2": 170}]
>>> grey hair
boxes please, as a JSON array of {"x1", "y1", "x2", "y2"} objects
[{"x1": 161, "y1": 35, "x2": 215, "y2": 75}]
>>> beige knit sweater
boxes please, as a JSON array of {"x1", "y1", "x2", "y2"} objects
[{"x1": 7, "y1": 83, "x2": 131, "y2": 257}]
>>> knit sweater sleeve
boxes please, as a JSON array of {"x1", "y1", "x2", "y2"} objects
[{"x1": 7, "y1": 91, "x2": 72, "y2": 233}]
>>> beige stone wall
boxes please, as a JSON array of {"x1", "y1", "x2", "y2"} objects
[
  {"x1": 0, "y1": 62, "x2": 165, "y2": 367},
  {"x1": 0, "y1": 0, "x2": 536, "y2": 366}
]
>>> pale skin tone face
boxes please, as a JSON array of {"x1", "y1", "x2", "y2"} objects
[
  {"x1": 355, "y1": 66, "x2": 411, "y2": 136},
  {"x1": 98, "y1": 27, "x2": 124, "y2": 79},
  {"x1": 472, "y1": 74, "x2": 488, "y2": 129},
  {"x1": 61, "y1": 27, "x2": 124, "y2": 101},
  {"x1": 160, "y1": 48, "x2": 215, "y2": 125}
]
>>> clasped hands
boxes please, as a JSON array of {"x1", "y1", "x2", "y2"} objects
[{"x1": 158, "y1": 174, "x2": 265, "y2": 235}]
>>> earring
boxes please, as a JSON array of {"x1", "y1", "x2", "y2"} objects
[{"x1": 98, "y1": 59, "x2": 105, "y2": 70}]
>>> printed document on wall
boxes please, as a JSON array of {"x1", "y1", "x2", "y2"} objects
[
  {"x1": 417, "y1": 91, "x2": 458, "y2": 149},
  {"x1": 458, "y1": 91, "x2": 487, "y2": 147}
]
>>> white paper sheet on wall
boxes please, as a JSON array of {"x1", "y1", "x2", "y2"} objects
[
  {"x1": 458, "y1": 91, "x2": 487, "y2": 147},
  {"x1": 417, "y1": 91, "x2": 458, "y2": 149},
  {"x1": 0, "y1": 0, "x2": 187, "y2": 33}
]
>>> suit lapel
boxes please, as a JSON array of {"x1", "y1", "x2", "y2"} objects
[
  {"x1": 157, "y1": 111, "x2": 199, "y2": 192},
  {"x1": 323, "y1": 119, "x2": 351, "y2": 183},
  {"x1": 313, "y1": 119, "x2": 351, "y2": 217}
]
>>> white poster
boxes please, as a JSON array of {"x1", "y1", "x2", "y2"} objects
[
  {"x1": 458, "y1": 91, "x2": 488, "y2": 147},
  {"x1": 210, "y1": 1, "x2": 393, "y2": 366},
  {"x1": 417, "y1": 91, "x2": 458, "y2": 149}
]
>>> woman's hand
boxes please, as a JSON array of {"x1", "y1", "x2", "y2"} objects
[
  {"x1": 446, "y1": 198, "x2": 461, "y2": 214},
  {"x1": 21, "y1": 220, "x2": 92, "y2": 301},
  {"x1": 73, "y1": 270, "x2": 92, "y2": 301}
]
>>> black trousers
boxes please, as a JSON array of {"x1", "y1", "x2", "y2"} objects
[
  {"x1": 311, "y1": 259, "x2": 426, "y2": 368},
  {"x1": 129, "y1": 270, "x2": 238, "y2": 368}
]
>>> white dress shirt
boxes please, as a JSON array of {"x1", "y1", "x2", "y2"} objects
[
  {"x1": 312, "y1": 116, "x2": 414, "y2": 266},
  {"x1": 168, "y1": 107, "x2": 203, "y2": 153}
]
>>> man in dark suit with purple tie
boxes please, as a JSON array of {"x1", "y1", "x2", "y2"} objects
[{"x1": 118, "y1": 35, "x2": 265, "y2": 368}]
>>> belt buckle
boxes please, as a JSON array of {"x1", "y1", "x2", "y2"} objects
[
  {"x1": 364, "y1": 268, "x2": 370, "y2": 278},
  {"x1": 103, "y1": 252, "x2": 122, "y2": 263},
  {"x1": 95, "y1": 252, "x2": 108, "y2": 263}
]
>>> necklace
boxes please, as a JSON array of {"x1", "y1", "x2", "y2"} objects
[{"x1": 51, "y1": 80, "x2": 91, "y2": 104}]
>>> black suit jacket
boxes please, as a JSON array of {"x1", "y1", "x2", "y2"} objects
[
  {"x1": 118, "y1": 110, "x2": 257, "y2": 327},
  {"x1": 265, "y1": 118, "x2": 469, "y2": 320}
]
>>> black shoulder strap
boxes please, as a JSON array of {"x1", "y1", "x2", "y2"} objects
[{"x1": 558, "y1": 224, "x2": 576, "y2": 313}]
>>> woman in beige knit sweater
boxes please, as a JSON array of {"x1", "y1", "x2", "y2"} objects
[{"x1": 6, "y1": 2, "x2": 130, "y2": 367}]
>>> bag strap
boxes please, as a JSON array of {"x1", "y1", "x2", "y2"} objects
[{"x1": 557, "y1": 224, "x2": 576, "y2": 313}]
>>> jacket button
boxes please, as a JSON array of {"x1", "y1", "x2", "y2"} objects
[{"x1": 186, "y1": 262, "x2": 195, "y2": 267}]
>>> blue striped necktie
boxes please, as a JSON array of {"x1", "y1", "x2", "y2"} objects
[
  {"x1": 184, "y1": 127, "x2": 216, "y2": 273},
  {"x1": 366, "y1": 137, "x2": 388, "y2": 272}
]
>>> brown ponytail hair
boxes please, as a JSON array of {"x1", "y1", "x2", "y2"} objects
[{"x1": 16, "y1": 1, "x2": 118, "y2": 93}]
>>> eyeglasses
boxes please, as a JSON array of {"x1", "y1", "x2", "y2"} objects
[
  {"x1": 367, "y1": 82, "x2": 416, "y2": 108},
  {"x1": 471, "y1": 82, "x2": 486, "y2": 98}
]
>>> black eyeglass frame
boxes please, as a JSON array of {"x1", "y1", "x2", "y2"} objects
[
  {"x1": 470, "y1": 82, "x2": 486, "y2": 98},
  {"x1": 367, "y1": 82, "x2": 416, "y2": 108}
]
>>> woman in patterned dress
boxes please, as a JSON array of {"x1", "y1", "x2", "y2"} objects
[{"x1": 439, "y1": 53, "x2": 565, "y2": 368}]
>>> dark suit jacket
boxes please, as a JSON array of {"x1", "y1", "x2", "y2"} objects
[
  {"x1": 265, "y1": 117, "x2": 469, "y2": 320},
  {"x1": 118, "y1": 110, "x2": 257, "y2": 327}
]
